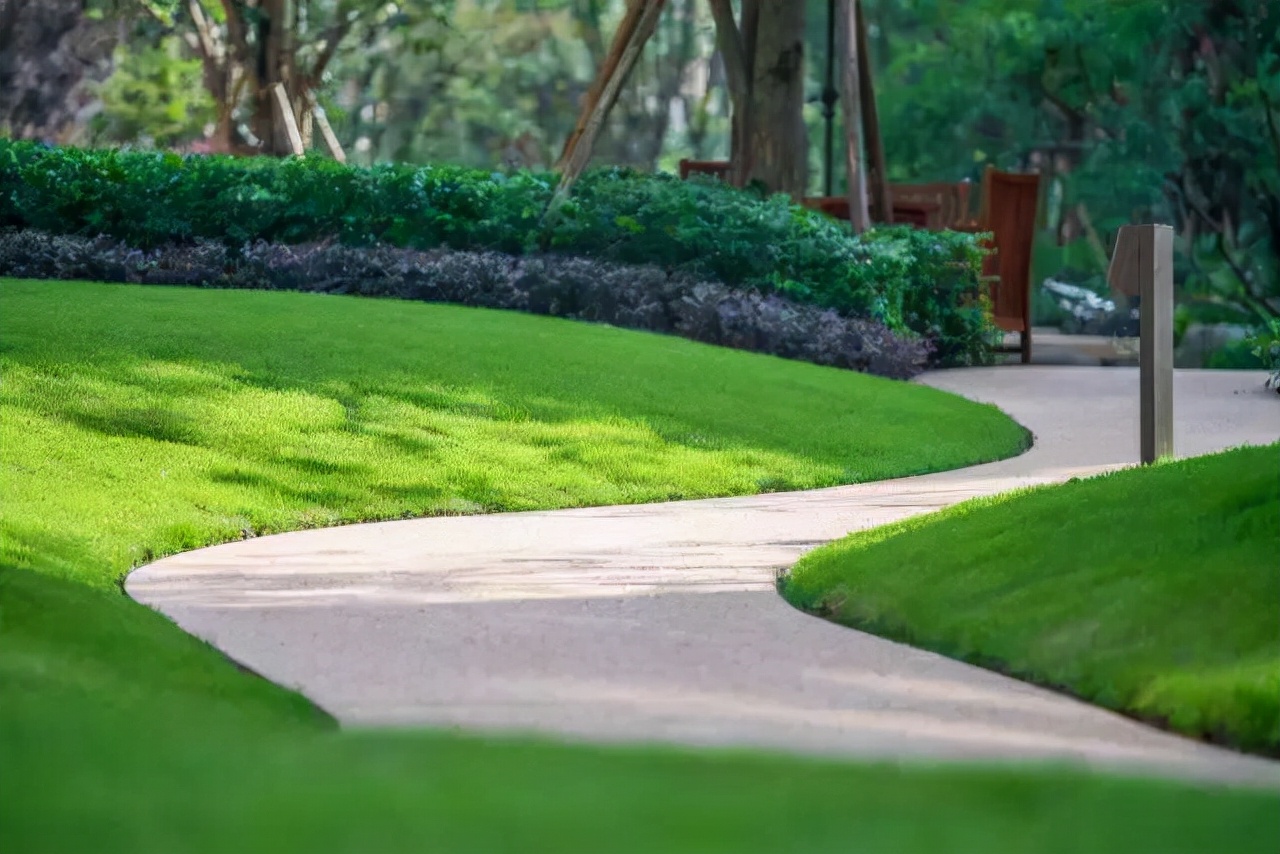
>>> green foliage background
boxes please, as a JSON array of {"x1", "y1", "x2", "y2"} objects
[
  {"x1": 0, "y1": 140, "x2": 997, "y2": 366},
  {"x1": 859, "y1": 0, "x2": 1278, "y2": 338},
  {"x1": 22, "y1": 0, "x2": 1280, "y2": 352}
]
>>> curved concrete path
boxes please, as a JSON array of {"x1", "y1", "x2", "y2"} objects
[{"x1": 128, "y1": 368, "x2": 1280, "y2": 786}]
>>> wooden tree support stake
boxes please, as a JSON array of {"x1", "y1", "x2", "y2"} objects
[
  {"x1": 707, "y1": 0, "x2": 754, "y2": 185},
  {"x1": 836, "y1": 0, "x2": 869, "y2": 233},
  {"x1": 1109, "y1": 224, "x2": 1174, "y2": 464},
  {"x1": 307, "y1": 91, "x2": 347, "y2": 164},
  {"x1": 270, "y1": 83, "x2": 305, "y2": 156},
  {"x1": 547, "y1": 0, "x2": 667, "y2": 218},
  {"x1": 854, "y1": 0, "x2": 889, "y2": 223}
]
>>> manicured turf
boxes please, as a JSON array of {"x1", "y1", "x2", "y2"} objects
[
  {"x1": 5, "y1": 572, "x2": 1277, "y2": 854},
  {"x1": 783, "y1": 446, "x2": 1280, "y2": 755},
  {"x1": 0, "y1": 278, "x2": 1026, "y2": 590},
  {"x1": 2, "y1": 278, "x2": 1275, "y2": 852}
]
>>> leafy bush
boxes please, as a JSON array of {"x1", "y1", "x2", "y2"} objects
[
  {"x1": 1247, "y1": 318, "x2": 1280, "y2": 393},
  {"x1": 0, "y1": 140, "x2": 995, "y2": 365},
  {"x1": 861, "y1": 226, "x2": 997, "y2": 366},
  {"x1": 0, "y1": 229, "x2": 931, "y2": 379}
]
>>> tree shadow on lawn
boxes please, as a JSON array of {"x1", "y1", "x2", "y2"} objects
[{"x1": 61, "y1": 405, "x2": 203, "y2": 447}]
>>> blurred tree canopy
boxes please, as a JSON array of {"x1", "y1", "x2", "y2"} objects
[
  {"x1": 1, "y1": 0, "x2": 1275, "y2": 329},
  {"x1": 864, "y1": 0, "x2": 1277, "y2": 327}
]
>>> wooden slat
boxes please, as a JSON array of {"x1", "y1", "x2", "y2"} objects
[
  {"x1": 679, "y1": 159, "x2": 732, "y2": 180},
  {"x1": 888, "y1": 181, "x2": 974, "y2": 229},
  {"x1": 977, "y1": 166, "x2": 1041, "y2": 362}
]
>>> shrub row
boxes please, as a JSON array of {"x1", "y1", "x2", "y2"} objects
[
  {"x1": 0, "y1": 229, "x2": 931, "y2": 379},
  {"x1": 0, "y1": 141, "x2": 996, "y2": 365}
]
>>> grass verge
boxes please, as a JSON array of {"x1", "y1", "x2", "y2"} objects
[
  {"x1": 2, "y1": 279, "x2": 1275, "y2": 852},
  {"x1": 782, "y1": 446, "x2": 1280, "y2": 755}
]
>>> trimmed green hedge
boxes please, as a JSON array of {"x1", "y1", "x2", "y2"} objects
[{"x1": 0, "y1": 141, "x2": 996, "y2": 365}]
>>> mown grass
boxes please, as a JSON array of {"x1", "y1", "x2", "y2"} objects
[
  {"x1": 6, "y1": 568, "x2": 1277, "y2": 854},
  {"x1": 2, "y1": 278, "x2": 1276, "y2": 853},
  {"x1": 783, "y1": 446, "x2": 1280, "y2": 755},
  {"x1": 0, "y1": 278, "x2": 1026, "y2": 590}
]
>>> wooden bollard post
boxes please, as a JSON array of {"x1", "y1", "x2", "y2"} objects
[{"x1": 1108, "y1": 224, "x2": 1174, "y2": 464}]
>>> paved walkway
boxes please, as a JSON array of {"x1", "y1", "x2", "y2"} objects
[{"x1": 128, "y1": 368, "x2": 1280, "y2": 786}]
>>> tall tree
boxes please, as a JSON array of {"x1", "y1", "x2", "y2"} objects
[
  {"x1": 710, "y1": 0, "x2": 808, "y2": 196},
  {"x1": 740, "y1": 0, "x2": 807, "y2": 195}
]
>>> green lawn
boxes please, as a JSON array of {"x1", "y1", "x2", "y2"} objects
[
  {"x1": 783, "y1": 446, "x2": 1280, "y2": 755},
  {"x1": 6, "y1": 567, "x2": 1278, "y2": 854},
  {"x1": 2, "y1": 278, "x2": 1276, "y2": 853},
  {"x1": 0, "y1": 278, "x2": 1026, "y2": 590}
]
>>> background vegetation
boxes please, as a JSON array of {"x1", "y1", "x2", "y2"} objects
[
  {"x1": 2, "y1": 0, "x2": 1274, "y2": 362},
  {"x1": 0, "y1": 140, "x2": 997, "y2": 366}
]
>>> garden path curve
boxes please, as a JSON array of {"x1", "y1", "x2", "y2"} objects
[{"x1": 128, "y1": 368, "x2": 1280, "y2": 787}]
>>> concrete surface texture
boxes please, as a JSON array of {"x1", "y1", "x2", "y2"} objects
[
  {"x1": 127, "y1": 367, "x2": 1280, "y2": 786},
  {"x1": 1007, "y1": 327, "x2": 1140, "y2": 367}
]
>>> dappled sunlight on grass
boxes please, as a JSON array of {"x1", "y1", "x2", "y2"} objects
[
  {"x1": 0, "y1": 356, "x2": 832, "y2": 586},
  {"x1": 0, "y1": 279, "x2": 1026, "y2": 590}
]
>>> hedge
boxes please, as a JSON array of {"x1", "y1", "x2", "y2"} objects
[
  {"x1": 0, "y1": 140, "x2": 997, "y2": 365},
  {"x1": 0, "y1": 229, "x2": 931, "y2": 379}
]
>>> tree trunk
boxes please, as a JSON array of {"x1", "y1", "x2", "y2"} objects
[
  {"x1": 710, "y1": 0, "x2": 807, "y2": 195},
  {"x1": 744, "y1": 0, "x2": 808, "y2": 196},
  {"x1": 558, "y1": 0, "x2": 809, "y2": 197},
  {"x1": 250, "y1": 0, "x2": 296, "y2": 155}
]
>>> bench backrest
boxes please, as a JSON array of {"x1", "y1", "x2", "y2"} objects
[
  {"x1": 801, "y1": 195, "x2": 937, "y2": 229},
  {"x1": 978, "y1": 166, "x2": 1040, "y2": 332},
  {"x1": 678, "y1": 159, "x2": 732, "y2": 181},
  {"x1": 888, "y1": 181, "x2": 975, "y2": 230}
]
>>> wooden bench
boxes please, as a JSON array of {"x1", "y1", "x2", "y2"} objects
[
  {"x1": 804, "y1": 182, "x2": 971, "y2": 231},
  {"x1": 678, "y1": 159, "x2": 732, "y2": 181},
  {"x1": 806, "y1": 170, "x2": 1040, "y2": 364},
  {"x1": 887, "y1": 181, "x2": 975, "y2": 230},
  {"x1": 679, "y1": 162, "x2": 1039, "y2": 364},
  {"x1": 961, "y1": 166, "x2": 1040, "y2": 364},
  {"x1": 801, "y1": 195, "x2": 941, "y2": 228},
  {"x1": 676, "y1": 165, "x2": 960, "y2": 231}
]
